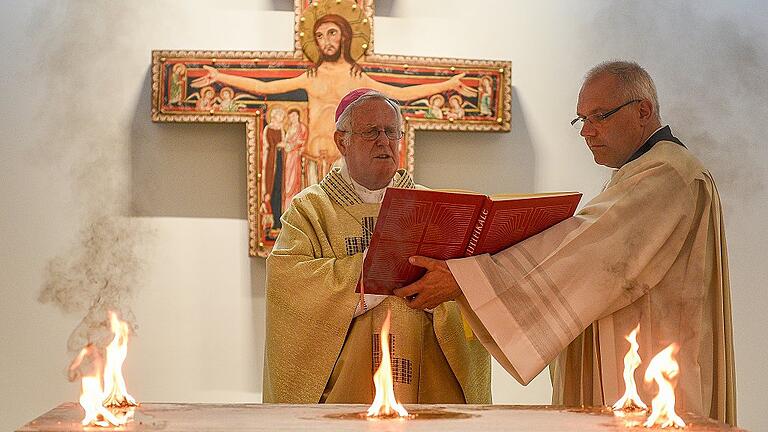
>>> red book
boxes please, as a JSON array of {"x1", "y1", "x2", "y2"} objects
[{"x1": 360, "y1": 188, "x2": 582, "y2": 295}]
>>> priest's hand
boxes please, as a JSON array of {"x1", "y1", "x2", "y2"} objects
[{"x1": 393, "y1": 256, "x2": 462, "y2": 310}]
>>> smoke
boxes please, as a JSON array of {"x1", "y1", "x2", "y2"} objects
[
  {"x1": 581, "y1": 1, "x2": 768, "y2": 207},
  {"x1": 39, "y1": 213, "x2": 149, "y2": 353},
  {"x1": 30, "y1": 1, "x2": 153, "y2": 355},
  {"x1": 580, "y1": 3, "x2": 768, "y2": 429}
]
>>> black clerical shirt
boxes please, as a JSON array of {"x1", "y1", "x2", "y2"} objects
[{"x1": 624, "y1": 125, "x2": 686, "y2": 166}]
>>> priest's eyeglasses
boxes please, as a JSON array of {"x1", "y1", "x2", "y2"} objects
[
  {"x1": 341, "y1": 127, "x2": 404, "y2": 141},
  {"x1": 570, "y1": 99, "x2": 641, "y2": 131}
]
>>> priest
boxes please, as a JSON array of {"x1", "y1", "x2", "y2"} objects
[
  {"x1": 263, "y1": 89, "x2": 491, "y2": 404},
  {"x1": 394, "y1": 61, "x2": 737, "y2": 426}
]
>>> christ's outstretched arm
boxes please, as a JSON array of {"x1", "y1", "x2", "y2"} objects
[
  {"x1": 192, "y1": 65, "x2": 309, "y2": 95},
  {"x1": 361, "y1": 72, "x2": 477, "y2": 101}
]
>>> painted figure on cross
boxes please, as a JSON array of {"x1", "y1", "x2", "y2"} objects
[
  {"x1": 152, "y1": 0, "x2": 511, "y2": 256},
  {"x1": 191, "y1": 7, "x2": 474, "y2": 169}
]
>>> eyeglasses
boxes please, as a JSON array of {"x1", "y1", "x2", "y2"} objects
[
  {"x1": 339, "y1": 127, "x2": 404, "y2": 141},
  {"x1": 570, "y1": 99, "x2": 641, "y2": 131}
]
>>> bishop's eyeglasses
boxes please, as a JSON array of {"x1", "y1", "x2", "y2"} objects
[
  {"x1": 570, "y1": 99, "x2": 641, "y2": 131},
  {"x1": 340, "y1": 127, "x2": 404, "y2": 141}
]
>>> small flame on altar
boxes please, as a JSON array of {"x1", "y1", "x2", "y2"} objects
[
  {"x1": 612, "y1": 325, "x2": 648, "y2": 412},
  {"x1": 643, "y1": 344, "x2": 685, "y2": 429},
  {"x1": 367, "y1": 309, "x2": 409, "y2": 418},
  {"x1": 69, "y1": 311, "x2": 137, "y2": 427}
]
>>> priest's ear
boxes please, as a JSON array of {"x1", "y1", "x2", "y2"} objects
[
  {"x1": 334, "y1": 130, "x2": 350, "y2": 156},
  {"x1": 637, "y1": 99, "x2": 654, "y2": 125}
]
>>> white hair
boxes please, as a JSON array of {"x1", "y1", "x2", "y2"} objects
[
  {"x1": 585, "y1": 60, "x2": 661, "y2": 123},
  {"x1": 335, "y1": 91, "x2": 403, "y2": 143}
]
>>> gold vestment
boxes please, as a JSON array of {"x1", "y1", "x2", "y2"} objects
[{"x1": 264, "y1": 168, "x2": 491, "y2": 404}]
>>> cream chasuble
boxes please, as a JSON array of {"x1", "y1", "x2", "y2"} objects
[
  {"x1": 449, "y1": 141, "x2": 736, "y2": 425},
  {"x1": 264, "y1": 168, "x2": 491, "y2": 404}
]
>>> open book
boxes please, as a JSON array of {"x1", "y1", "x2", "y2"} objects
[{"x1": 360, "y1": 188, "x2": 582, "y2": 295}]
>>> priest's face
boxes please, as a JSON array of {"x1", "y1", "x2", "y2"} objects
[
  {"x1": 335, "y1": 97, "x2": 400, "y2": 190},
  {"x1": 576, "y1": 73, "x2": 647, "y2": 168}
]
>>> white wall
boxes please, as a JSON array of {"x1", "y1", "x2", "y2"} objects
[{"x1": 1, "y1": 1, "x2": 766, "y2": 430}]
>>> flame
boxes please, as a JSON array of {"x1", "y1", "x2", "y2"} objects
[
  {"x1": 102, "y1": 311, "x2": 137, "y2": 408},
  {"x1": 612, "y1": 325, "x2": 648, "y2": 411},
  {"x1": 80, "y1": 374, "x2": 129, "y2": 427},
  {"x1": 70, "y1": 311, "x2": 137, "y2": 427},
  {"x1": 643, "y1": 344, "x2": 686, "y2": 428},
  {"x1": 367, "y1": 309, "x2": 409, "y2": 418}
]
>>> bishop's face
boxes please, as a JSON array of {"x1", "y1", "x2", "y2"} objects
[
  {"x1": 335, "y1": 98, "x2": 400, "y2": 190},
  {"x1": 315, "y1": 22, "x2": 342, "y2": 61},
  {"x1": 576, "y1": 73, "x2": 647, "y2": 168}
]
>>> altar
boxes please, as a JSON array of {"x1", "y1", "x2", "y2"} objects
[{"x1": 17, "y1": 403, "x2": 745, "y2": 432}]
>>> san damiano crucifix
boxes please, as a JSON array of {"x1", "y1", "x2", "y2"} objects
[{"x1": 151, "y1": 0, "x2": 511, "y2": 257}]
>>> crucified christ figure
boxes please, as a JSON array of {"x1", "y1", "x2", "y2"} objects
[{"x1": 192, "y1": 14, "x2": 476, "y2": 163}]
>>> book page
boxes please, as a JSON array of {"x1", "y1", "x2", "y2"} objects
[
  {"x1": 435, "y1": 188, "x2": 483, "y2": 195},
  {"x1": 489, "y1": 191, "x2": 581, "y2": 201}
]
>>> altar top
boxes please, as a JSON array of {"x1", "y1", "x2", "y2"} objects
[{"x1": 17, "y1": 402, "x2": 745, "y2": 431}]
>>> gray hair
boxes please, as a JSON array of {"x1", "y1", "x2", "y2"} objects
[
  {"x1": 335, "y1": 91, "x2": 404, "y2": 140},
  {"x1": 584, "y1": 60, "x2": 661, "y2": 123}
]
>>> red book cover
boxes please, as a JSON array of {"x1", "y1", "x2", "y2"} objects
[{"x1": 361, "y1": 188, "x2": 582, "y2": 295}]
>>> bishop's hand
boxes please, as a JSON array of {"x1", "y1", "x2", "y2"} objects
[
  {"x1": 393, "y1": 256, "x2": 462, "y2": 310},
  {"x1": 191, "y1": 65, "x2": 220, "y2": 88}
]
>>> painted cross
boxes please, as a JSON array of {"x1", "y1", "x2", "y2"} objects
[{"x1": 152, "y1": 0, "x2": 511, "y2": 257}]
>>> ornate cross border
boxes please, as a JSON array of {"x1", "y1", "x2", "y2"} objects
[{"x1": 152, "y1": 0, "x2": 511, "y2": 257}]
